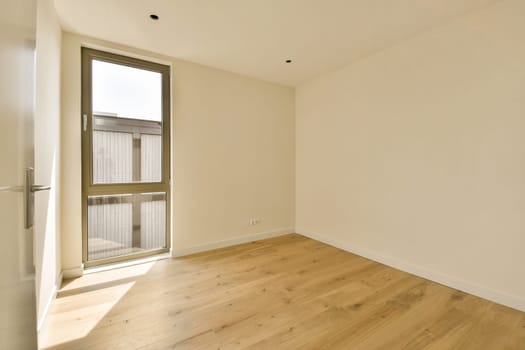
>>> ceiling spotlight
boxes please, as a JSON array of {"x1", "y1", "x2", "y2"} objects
[
  {"x1": 285, "y1": 59, "x2": 292, "y2": 63},
  {"x1": 150, "y1": 14, "x2": 159, "y2": 20}
]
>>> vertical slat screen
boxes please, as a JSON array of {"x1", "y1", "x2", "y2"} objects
[
  {"x1": 140, "y1": 198, "x2": 166, "y2": 250},
  {"x1": 140, "y1": 134, "x2": 162, "y2": 182},
  {"x1": 87, "y1": 198, "x2": 133, "y2": 261},
  {"x1": 92, "y1": 130, "x2": 133, "y2": 183}
]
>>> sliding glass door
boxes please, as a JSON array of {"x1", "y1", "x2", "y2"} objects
[{"x1": 81, "y1": 48, "x2": 170, "y2": 267}]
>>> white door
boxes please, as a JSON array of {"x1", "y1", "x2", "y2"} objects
[{"x1": 0, "y1": 0, "x2": 39, "y2": 349}]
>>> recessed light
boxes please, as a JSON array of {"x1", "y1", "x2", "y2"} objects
[
  {"x1": 285, "y1": 59, "x2": 292, "y2": 63},
  {"x1": 150, "y1": 14, "x2": 159, "y2": 20}
]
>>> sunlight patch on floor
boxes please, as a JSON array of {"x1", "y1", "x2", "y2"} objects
[
  {"x1": 60, "y1": 261, "x2": 156, "y2": 293},
  {"x1": 39, "y1": 281, "x2": 135, "y2": 349},
  {"x1": 39, "y1": 261, "x2": 157, "y2": 349}
]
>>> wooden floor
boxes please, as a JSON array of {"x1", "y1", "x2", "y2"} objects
[{"x1": 39, "y1": 234, "x2": 525, "y2": 350}]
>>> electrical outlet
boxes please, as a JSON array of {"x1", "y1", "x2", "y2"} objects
[{"x1": 249, "y1": 218, "x2": 260, "y2": 226}]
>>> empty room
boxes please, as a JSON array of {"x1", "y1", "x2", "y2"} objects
[{"x1": 1, "y1": 0, "x2": 524, "y2": 349}]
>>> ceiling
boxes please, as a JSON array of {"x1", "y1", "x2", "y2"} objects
[{"x1": 54, "y1": 0, "x2": 497, "y2": 86}]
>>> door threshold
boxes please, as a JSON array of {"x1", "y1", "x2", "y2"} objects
[{"x1": 84, "y1": 252, "x2": 171, "y2": 275}]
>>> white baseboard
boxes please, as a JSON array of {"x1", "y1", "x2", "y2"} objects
[
  {"x1": 297, "y1": 230, "x2": 525, "y2": 313},
  {"x1": 62, "y1": 264, "x2": 84, "y2": 279},
  {"x1": 172, "y1": 228, "x2": 294, "y2": 257},
  {"x1": 37, "y1": 271, "x2": 63, "y2": 332}
]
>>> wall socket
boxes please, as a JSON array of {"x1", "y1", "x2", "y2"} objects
[{"x1": 249, "y1": 218, "x2": 260, "y2": 226}]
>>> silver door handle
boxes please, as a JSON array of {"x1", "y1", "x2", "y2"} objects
[
  {"x1": 25, "y1": 168, "x2": 51, "y2": 229},
  {"x1": 31, "y1": 185, "x2": 51, "y2": 192},
  {"x1": 1, "y1": 169, "x2": 51, "y2": 229}
]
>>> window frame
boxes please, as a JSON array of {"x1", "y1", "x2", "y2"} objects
[{"x1": 81, "y1": 47, "x2": 171, "y2": 267}]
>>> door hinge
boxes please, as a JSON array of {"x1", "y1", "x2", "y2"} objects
[{"x1": 83, "y1": 114, "x2": 87, "y2": 131}]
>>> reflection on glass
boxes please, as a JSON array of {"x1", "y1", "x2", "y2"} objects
[{"x1": 87, "y1": 192, "x2": 166, "y2": 261}]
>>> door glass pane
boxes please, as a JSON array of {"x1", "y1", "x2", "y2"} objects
[
  {"x1": 91, "y1": 59, "x2": 163, "y2": 184},
  {"x1": 87, "y1": 192, "x2": 166, "y2": 261}
]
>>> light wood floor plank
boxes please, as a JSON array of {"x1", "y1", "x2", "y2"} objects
[{"x1": 39, "y1": 234, "x2": 524, "y2": 350}]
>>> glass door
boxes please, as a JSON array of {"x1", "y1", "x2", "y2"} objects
[{"x1": 81, "y1": 48, "x2": 170, "y2": 267}]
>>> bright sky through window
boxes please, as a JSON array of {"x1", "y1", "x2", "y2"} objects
[{"x1": 92, "y1": 60, "x2": 162, "y2": 121}]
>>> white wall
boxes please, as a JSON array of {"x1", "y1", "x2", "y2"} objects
[
  {"x1": 34, "y1": 0, "x2": 62, "y2": 329},
  {"x1": 296, "y1": 0, "x2": 525, "y2": 311},
  {"x1": 61, "y1": 33, "x2": 295, "y2": 272}
]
